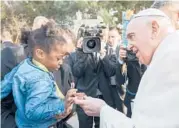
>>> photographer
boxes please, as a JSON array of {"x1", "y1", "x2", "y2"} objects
[
  {"x1": 103, "y1": 27, "x2": 125, "y2": 112},
  {"x1": 98, "y1": 28, "x2": 118, "y2": 109},
  {"x1": 72, "y1": 38, "x2": 101, "y2": 128},
  {"x1": 72, "y1": 25, "x2": 118, "y2": 128}
]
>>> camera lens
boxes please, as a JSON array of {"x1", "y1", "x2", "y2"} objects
[{"x1": 87, "y1": 39, "x2": 96, "y2": 49}]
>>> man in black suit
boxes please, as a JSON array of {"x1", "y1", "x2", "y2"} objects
[
  {"x1": 103, "y1": 27, "x2": 125, "y2": 112},
  {"x1": 72, "y1": 46, "x2": 101, "y2": 128}
]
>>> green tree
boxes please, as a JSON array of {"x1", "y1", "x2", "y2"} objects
[{"x1": 1, "y1": 0, "x2": 154, "y2": 43}]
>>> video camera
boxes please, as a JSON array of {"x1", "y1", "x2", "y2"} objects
[{"x1": 77, "y1": 24, "x2": 106, "y2": 53}]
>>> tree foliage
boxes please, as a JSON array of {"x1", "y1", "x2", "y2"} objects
[{"x1": 1, "y1": 0, "x2": 154, "y2": 43}]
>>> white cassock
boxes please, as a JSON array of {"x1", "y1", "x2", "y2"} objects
[{"x1": 100, "y1": 31, "x2": 179, "y2": 128}]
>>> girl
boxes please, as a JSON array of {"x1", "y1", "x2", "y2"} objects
[{"x1": 1, "y1": 21, "x2": 76, "y2": 128}]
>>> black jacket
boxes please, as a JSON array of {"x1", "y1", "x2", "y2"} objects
[
  {"x1": 105, "y1": 44, "x2": 126, "y2": 93},
  {"x1": 72, "y1": 49, "x2": 102, "y2": 97},
  {"x1": 64, "y1": 52, "x2": 78, "y2": 84},
  {"x1": 126, "y1": 51, "x2": 146, "y2": 96},
  {"x1": 103, "y1": 48, "x2": 146, "y2": 97},
  {"x1": 66, "y1": 50, "x2": 114, "y2": 106},
  {"x1": 99, "y1": 54, "x2": 118, "y2": 107}
]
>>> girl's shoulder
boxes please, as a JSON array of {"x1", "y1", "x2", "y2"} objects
[{"x1": 15, "y1": 59, "x2": 51, "y2": 83}]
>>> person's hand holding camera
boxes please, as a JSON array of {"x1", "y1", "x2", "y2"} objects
[
  {"x1": 119, "y1": 45, "x2": 127, "y2": 60},
  {"x1": 100, "y1": 48, "x2": 107, "y2": 59},
  {"x1": 76, "y1": 37, "x2": 83, "y2": 49}
]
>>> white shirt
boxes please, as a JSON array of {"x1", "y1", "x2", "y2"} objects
[{"x1": 100, "y1": 31, "x2": 179, "y2": 128}]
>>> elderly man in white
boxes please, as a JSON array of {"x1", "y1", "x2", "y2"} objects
[{"x1": 74, "y1": 8, "x2": 179, "y2": 128}]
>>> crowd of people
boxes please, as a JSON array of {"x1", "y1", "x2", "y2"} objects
[{"x1": 1, "y1": 0, "x2": 179, "y2": 128}]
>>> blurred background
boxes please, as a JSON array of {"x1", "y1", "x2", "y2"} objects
[{"x1": 1, "y1": 0, "x2": 153, "y2": 44}]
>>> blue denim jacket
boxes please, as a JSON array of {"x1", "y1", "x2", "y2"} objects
[{"x1": 1, "y1": 58, "x2": 65, "y2": 128}]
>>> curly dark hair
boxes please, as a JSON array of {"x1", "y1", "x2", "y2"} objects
[{"x1": 21, "y1": 20, "x2": 67, "y2": 55}]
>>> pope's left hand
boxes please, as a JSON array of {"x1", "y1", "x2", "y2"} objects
[{"x1": 73, "y1": 96, "x2": 106, "y2": 117}]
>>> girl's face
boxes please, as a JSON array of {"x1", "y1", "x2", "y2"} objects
[{"x1": 35, "y1": 42, "x2": 73, "y2": 72}]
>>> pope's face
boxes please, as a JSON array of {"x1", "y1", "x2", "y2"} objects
[{"x1": 126, "y1": 18, "x2": 158, "y2": 65}]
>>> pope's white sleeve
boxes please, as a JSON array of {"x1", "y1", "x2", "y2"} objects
[{"x1": 100, "y1": 105, "x2": 134, "y2": 128}]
